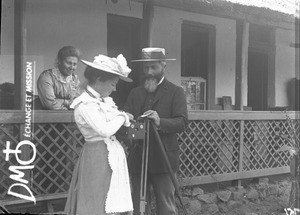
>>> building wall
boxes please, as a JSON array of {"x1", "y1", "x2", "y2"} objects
[
  {"x1": 25, "y1": 0, "x2": 142, "y2": 91},
  {"x1": 0, "y1": 1, "x2": 297, "y2": 108},
  {"x1": 151, "y1": 6, "x2": 237, "y2": 105},
  {"x1": 275, "y1": 28, "x2": 296, "y2": 107},
  {"x1": 0, "y1": 0, "x2": 142, "y2": 93},
  {"x1": 1, "y1": 0, "x2": 15, "y2": 84}
]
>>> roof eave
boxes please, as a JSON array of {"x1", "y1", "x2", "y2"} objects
[{"x1": 131, "y1": 0, "x2": 297, "y2": 30}]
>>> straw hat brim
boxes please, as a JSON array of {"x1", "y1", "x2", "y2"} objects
[
  {"x1": 81, "y1": 59, "x2": 132, "y2": 82},
  {"x1": 131, "y1": 58, "x2": 176, "y2": 62}
]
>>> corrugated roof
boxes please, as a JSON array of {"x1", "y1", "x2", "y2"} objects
[{"x1": 222, "y1": 0, "x2": 299, "y2": 17}]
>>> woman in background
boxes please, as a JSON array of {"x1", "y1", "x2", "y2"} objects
[
  {"x1": 37, "y1": 46, "x2": 81, "y2": 110},
  {"x1": 64, "y1": 53, "x2": 134, "y2": 215}
]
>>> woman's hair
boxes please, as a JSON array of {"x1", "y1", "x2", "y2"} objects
[
  {"x1": 55, "y1": 46, "x2": 81, "y2": 65},
  {"x1": 84, "y1": 66, "x2": 118, "y2": 84}
]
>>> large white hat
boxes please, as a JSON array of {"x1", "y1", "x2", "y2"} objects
[{"x1": 81, "y1": 54, "x2": 132, "y2": 82}]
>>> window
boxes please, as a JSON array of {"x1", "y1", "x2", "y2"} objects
[
  {"x1": 181, "y1": 21, "x2": 215, "y2": 110},
  {"x1": 181, "y1": 77, "x2": 206, "y2": 110}
]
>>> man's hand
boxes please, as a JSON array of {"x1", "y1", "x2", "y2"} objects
[{"x1": 143, "y1": 110, "x2": 160, "y2": 127}]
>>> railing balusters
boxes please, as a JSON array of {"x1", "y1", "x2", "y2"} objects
[
  {"x1": 238, "y1": 120, "x2": 245, "y2": 188},
  {"x1": 0, "y1": 110, "x2": 297, "y2": 202}
]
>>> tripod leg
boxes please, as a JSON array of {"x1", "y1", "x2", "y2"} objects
[
  {"x1": 139, "y1": 121, "x2": 150, "y2": 215},
  {"x1": 150, "y1": 122, "x2": 188, "y2": 215}
]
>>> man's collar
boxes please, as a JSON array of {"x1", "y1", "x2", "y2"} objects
[{"x1": 157, "y1": 76, "x2": 165, "y2": 85}]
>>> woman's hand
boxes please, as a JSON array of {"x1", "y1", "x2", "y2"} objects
[
  {"x1": 120, "y1": 112, "x2": 133, "y2": 127},
  {"x1": 125, "y1": 112, "x2": 135, "y2": 122}
]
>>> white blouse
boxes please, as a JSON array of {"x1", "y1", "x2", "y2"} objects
[
  {"x1": 70, "y1": 85, "x2": 133, "y2": 213},
  {"x1": 70, "y1": 85, "x2": 130, "y2": 142}
]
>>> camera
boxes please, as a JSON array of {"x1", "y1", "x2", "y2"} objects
[{"x1": 127, "y1": 120, "x2": 147, "y2": 140}]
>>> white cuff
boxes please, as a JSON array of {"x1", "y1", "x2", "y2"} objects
[{"x1": 119, "y1": 112, "x2": 130, "y2": 127}]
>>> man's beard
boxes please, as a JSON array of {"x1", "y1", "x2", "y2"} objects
[{"x1": 144, "y1": 77, "x2": 159, "y2": 93}]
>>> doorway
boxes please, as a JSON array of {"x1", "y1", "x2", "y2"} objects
[
  {"x1": 247, "y1": 24, "x2": 274, "y2": 111},
  {"x1": 181, "y1": 21, "x2": 216, "y2": 110},
  {"x1": 107, "y1": 14, "x2": 142, "y2": 109},
  {"x1": 247, "y1": 51, "x2": 269, "y2": 111}
]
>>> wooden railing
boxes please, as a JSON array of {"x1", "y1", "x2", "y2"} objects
[
  {"x1": 179, "y1": 111, "x2": 298, "y2": 186},
  {"x1": 0, "y1": 110, "x2": 298, "y2": 203}
]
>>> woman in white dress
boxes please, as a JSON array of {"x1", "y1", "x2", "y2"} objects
[{"x1": 64, "y1": 54, "x2": 134, "y2": 215}]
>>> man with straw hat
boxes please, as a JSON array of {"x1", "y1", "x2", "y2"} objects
[{"x1": 124, "y1": 47, "x2": 188, "y2": 215}]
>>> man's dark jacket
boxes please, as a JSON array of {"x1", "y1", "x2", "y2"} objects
[{"x1": 123, "y1": 78, "x2": 188, "y2": 174}]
